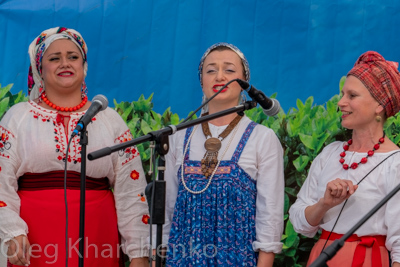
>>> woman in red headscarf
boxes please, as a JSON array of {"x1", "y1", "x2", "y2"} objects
[{"x1": 289, "y1": 51, "x2": 400, "y2": 266}]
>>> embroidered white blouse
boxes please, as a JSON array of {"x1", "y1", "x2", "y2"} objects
[
  {"x1": 289, "y1": 141, "x2": 400, "y2": 263},
  {"x1": 0, "y1": 101, "x2": 150, "y2": 259},
  {"x1": 159, "y1": 116, "x2": 284, "y2": 254}
]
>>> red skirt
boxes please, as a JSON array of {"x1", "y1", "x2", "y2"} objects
[
  {"x1": 9, "y1": 172, "x2": 124, "y2": 267},
  {"x1": 307, "y1": 230, "x2": 389, "y2": 267}
]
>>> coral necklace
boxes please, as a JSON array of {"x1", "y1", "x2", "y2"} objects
[
  {"x1": 339, "y1": 133, "x2": 385, "y2": 170},
  {"x1": 41, "y1": 93, "x2": 88, "y2": 112}
]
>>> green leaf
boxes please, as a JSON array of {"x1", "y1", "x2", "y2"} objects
[
  {"x1": 284, "y1": 246, "x2": 297, "y2": 257},
  {"x1": 339, "y1": 76, "x2": 346, "y2": 92},
  {"x1": 293, "y1": 155, "x2": 310, "y2": 172},
  {"x1": 299, "y1": 133, "x2": 316, "y2": 150},
  {"x1": 170, "y1": 113, "x2": 180, "y2": 125},
  {"x1": 11, "y1": 91, "x2": 28, "y2": 104},
  {"x1": 120, "y1": 104, "x2": 134, "y2": 121},
  {"x1": 316, "y1": 132, "x2": 331, "y2": 153},
  {"x1": 140, "y1": 120, "x2": 152, "y2": 135},
  {"x1": 0, "y1": 97, "x2": 10, "y2": 117},
  {"x1": 0, "y1": 84, "x2": 13, "y2": 99},
  {"x1": 296, "y1": 99, "x2": 304, "y2": 111},
  {"x1": 285, "y1": 187, "x2": 297, "y2": 197},
  {"x1": 127, "y1": 118, "x2": 140, "y2": 132}
]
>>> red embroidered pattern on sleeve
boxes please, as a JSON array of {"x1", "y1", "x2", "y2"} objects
[
  {"x1": 0, "y1": 201, "x2": 7, "y2": 207},
  {"x1": 115, "y1": 130, "x2": 140, "y2": 166},
  {"x1": 141, "y1": 214, "x2": 150, "y2": 224},
  {"x1": 138, "y1": 193, "x2": 146, "y2": 202},
  {"x1": 130, "y1": 170, "x2": 140, "y2": 180},
  {"x1": 0, "y1": 126, "x2": 14, "y2": 158}
]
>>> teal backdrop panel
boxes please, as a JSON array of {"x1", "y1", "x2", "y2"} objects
[{"x1": 1, "y1": 0, "x2": 400, "y2": 117}]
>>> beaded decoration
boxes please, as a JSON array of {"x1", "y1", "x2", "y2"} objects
[
  {"x1": 41, "y1": 93, "x2": 88, "y2": 112},
  {"x1": 339, "y1": 132, "x2": 385, "y2": 170}
]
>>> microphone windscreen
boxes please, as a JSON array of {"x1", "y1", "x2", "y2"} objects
[
  {"x1": 263, "y1": 98, "x2": 281, "y2": 116},
  {"x1": 92, "y1": 95, "x2": 108, "y2": 111}
]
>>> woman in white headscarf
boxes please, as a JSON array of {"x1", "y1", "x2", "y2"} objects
[{"x1": 0, "y1": 27, "x2": 149, "y2": 267}]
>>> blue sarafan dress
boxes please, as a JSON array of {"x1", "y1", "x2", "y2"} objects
[{"x1": 167, "y1": 122, "x2": 258, "y2": 266}]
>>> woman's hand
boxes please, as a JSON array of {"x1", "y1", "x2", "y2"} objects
[
  {"x1": 257, "y1": 251, "x2": 274, "y2": 267},
  {"x1": 305, "y1": 178, "x2": 358, "y2": 226},
  {"x1": 6, "y1": 235, "x2": 31, "y2": 266},
  {"x1": 129, "y1": 257, "x2": 149, "y2": 267},
  {"x1": 149, "y1": 248, "x2": 165, "y2": 267},
  {"x1": 322, "y1": 178, "x2": 358, "y2": 209}
]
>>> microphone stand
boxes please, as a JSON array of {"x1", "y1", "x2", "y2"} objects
[
  {"x1": 145, "y1": 134, "x2": 168, "y2": 267},
  {"x1": 88, "y1": 100, "x2": 257, "y2": 267},
  {"x1": 309, "y1": 181, "x2": 400, "y2": 266},
  {"x1": 78, "y1": 127, "x2": 88, "y2": 267},
  {"x1": 88, "y1": 101, "x2": 257, "y2": 161}
]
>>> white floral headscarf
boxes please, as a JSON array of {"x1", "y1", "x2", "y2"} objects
[{"x1": 27, "y1": 27, "x2": 88, "y2": 100}]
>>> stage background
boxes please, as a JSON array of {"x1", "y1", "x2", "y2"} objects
[{"x1": 1, "y1": 0, "x2": 400, "y2": 117}]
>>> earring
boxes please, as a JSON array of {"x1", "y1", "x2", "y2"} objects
[
  {"x1": 36, "y1": 80, "x2": 45, "y2": 103},
  {"x1": 376, "y1": 115, "x2": 382, "y2": 122},
  {"x1": 39, "y1": 80, "x2": 45, "y2": 94},
  {"x1": 201, "y1": 94, "x2": 208, "y2": 114},
  {"x1": 239, "y1": 90, "x2": 247, "y2": 104},
  {"x1": 81, "y1": 81, "x2": 88, "y2": 98},
  {"x1": 38, "y1": 80, "x2": 45, "y2": 97},
  {"x1": 201, "y1": 94, "x2": 207, "y2": 104}
]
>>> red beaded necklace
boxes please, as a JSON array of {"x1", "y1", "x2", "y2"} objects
[
  {"x1": 41, "y1": 93, "x2": 88, "y2": 112},
  {"x1": 339, "y1": 133, "x2": 385, "y2": 170}
]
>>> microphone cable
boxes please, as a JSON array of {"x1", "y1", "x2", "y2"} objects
[
  {"x1": 319, "y1": 149, "x2": 400, "y2": 253},
  {"x1": 148, "y1": 141, "x2": 157, "y2": 265},
  {"x1": 64, "y1": 136, "x2": 74, "y2": 267},
  {"x1": 62, "y1": 95, "x2": 107, "y2": 266},
  {"x1": 181, "y1": 79, "x2": 239, "y2": 123}
]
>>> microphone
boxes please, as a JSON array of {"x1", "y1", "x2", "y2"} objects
[
  {"x1": 181, "y1": 79, "x2": 237, "y2": 123},
  {"x1": 71, "y1": 95, "x2": 108, "y2": 137},
  {"x1": 236, "y1": 79, "x2": 281, "y2": 116}
]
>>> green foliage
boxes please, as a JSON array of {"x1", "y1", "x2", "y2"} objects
[
  {"x1": 113, "y1": 93, "x2": 181, "y2": 182},
  {"x1": 3, "y1": 77, "x2": 400, "y2": 266},
  {"x1": 268, "y1": 78, "x2": 349, "y2": 266},
  {"x1": 0, "y1": 83, "x2": 28, "y2": 119}
]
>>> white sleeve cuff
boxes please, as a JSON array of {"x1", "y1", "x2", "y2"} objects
[
  {"x1": 252, "y1": 241, "x2": 283, "y2": 254},
  {"x1": 289, "y1": 204, "x2": 319, "y2": 238}
]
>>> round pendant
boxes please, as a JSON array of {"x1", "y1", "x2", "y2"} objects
[{"x1": 204, "y1": 137, "x2": 222, "y2": 152}]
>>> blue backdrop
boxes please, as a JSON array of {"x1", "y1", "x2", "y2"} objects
[{"x1": 1, "y1": 0, "x2": 400, "y2": 117}]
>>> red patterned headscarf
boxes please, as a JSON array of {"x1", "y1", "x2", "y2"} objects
[{"x1": 347, "y1": 51, "x2": 400, "y2": 118}]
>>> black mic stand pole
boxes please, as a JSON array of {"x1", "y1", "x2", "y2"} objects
[
  {"x1": 309, "y1": 181, "x2": 400, "y2": 267},
  {"x1": 146, "y1": 133, "x2": 168, "y2": 267},
  {"x1": 78, "y1": 127, "x2": 88, "y2": 267},
  {"x1": 88, "y1": 101, "x2": 257, "y2": 161},
  {"x1": 88, "y1": 101, "x2": 258, "y2": 266}
]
